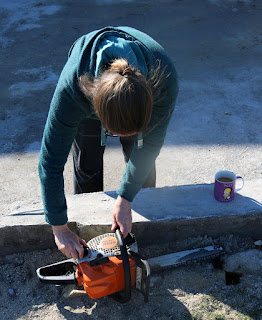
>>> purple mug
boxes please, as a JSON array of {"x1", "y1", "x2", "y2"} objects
[{"x1": 214, "y1": 170, "x2": 244, "y2": 202}]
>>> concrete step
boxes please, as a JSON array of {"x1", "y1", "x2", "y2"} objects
[{"x1": 1, "y1": 180, "x2": 262, "y2": 256}]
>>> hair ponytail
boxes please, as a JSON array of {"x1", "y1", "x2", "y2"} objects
[{"x1": 79, "y1": 58, "x2": 154, "y2": 135}]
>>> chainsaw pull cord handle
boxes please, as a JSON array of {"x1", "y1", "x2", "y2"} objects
[{"x1": 110, "y1": 228, "x2": 131, "y2": 303}]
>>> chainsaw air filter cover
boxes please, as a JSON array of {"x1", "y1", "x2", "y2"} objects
[{"x1": 79, "y1": 232, "x2": 138, "y2": 264}]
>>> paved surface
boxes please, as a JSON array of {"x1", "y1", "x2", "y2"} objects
[{"x1": 0, "y1": 0, "x2": 262, "y2": 254}]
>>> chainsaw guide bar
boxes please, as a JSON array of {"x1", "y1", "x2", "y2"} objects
[{"x1": 147, "y1": 246, "x2": 224, "y2": 271}]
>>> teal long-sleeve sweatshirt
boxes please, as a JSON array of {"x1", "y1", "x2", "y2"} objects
[{"x1": 38, "y1": 26, "x2": 179, "y2": 225}]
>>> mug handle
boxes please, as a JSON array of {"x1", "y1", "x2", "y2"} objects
[{"x1": 236, "y1": 176, "x2": 244, "y2": 192}]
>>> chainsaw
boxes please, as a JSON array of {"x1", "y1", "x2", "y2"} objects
[
  {"x1": 36, "y1": 229, "x2": 150, "y2": 303},
  {"x1": 36, "y1": 229, "x2": 224, "y2": 303}
]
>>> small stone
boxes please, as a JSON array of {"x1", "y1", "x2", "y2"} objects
[{"x1": 8, "y1": 289, "x2": 15, "y2": 296}]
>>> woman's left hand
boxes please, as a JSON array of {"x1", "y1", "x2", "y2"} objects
[{"x1": 111, "y1": 195, "x2": 132, "y2": 238}]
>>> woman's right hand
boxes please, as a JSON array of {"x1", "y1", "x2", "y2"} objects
[{"x1": 52, "y1": 224, "x2": 88, "y2": 259}]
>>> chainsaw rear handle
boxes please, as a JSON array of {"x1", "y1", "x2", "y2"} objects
[
  {"x1": 109, "y1": 228, "x2": 132, "y2": 303},
  {"x1": 36, "y1": 246, "x2": 89, "y2": 285},
  {"x1": 36, "y1": 259, "x2": 77, "y2": 284}
]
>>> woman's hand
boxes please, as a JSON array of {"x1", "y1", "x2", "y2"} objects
[
  {"x1": 52, "y1": 224, "x2": 88, "y2": 259},
  {"x1": 111, "y1": 195, "x2": 132, "y2": 238}
]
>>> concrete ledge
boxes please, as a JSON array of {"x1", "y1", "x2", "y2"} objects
[{"x1": 1, "y1": 180, "x2": 262, "y2": 256}]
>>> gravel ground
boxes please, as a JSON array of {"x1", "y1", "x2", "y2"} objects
[{"x1": 1, "y1": 234, "x2": 262, "y2": 320}]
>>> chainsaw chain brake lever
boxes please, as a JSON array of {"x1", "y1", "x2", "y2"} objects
[
  {"x1": 124, "y1": 233, "x2": 136, "y2": 246},
  {"x1": 114, "y1": 226, "x2": 136, "y2": 247}
]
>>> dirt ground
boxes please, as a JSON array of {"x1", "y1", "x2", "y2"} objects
[{"x1": 1, "y1": 234, "x2": 262, "y2": 320}]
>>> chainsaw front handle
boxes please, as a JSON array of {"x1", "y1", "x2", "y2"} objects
[{"x1": 109, "y1": 228, "x2": 132, "y2": 303}]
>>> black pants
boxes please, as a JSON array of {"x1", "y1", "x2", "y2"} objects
[{"x1": 72, "y1": 118, "x2": 156, "y2": 194}]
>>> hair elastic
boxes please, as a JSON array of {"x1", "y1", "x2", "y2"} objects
[{"x1": 122, "y1": 67, "x2": 132, "y2": 78}]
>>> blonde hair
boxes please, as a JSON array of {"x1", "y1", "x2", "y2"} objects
[{"x1": 79, "y1": 58, "x2": 154, "y2": 135}]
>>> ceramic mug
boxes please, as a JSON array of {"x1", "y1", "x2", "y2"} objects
[{"x1": 214, "y1": 170, "x2": 244, "y2": 202}]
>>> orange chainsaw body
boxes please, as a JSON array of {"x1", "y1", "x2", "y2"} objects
[{"x1": 76, "y1": 256, "x2": 136, "y2": 299}]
